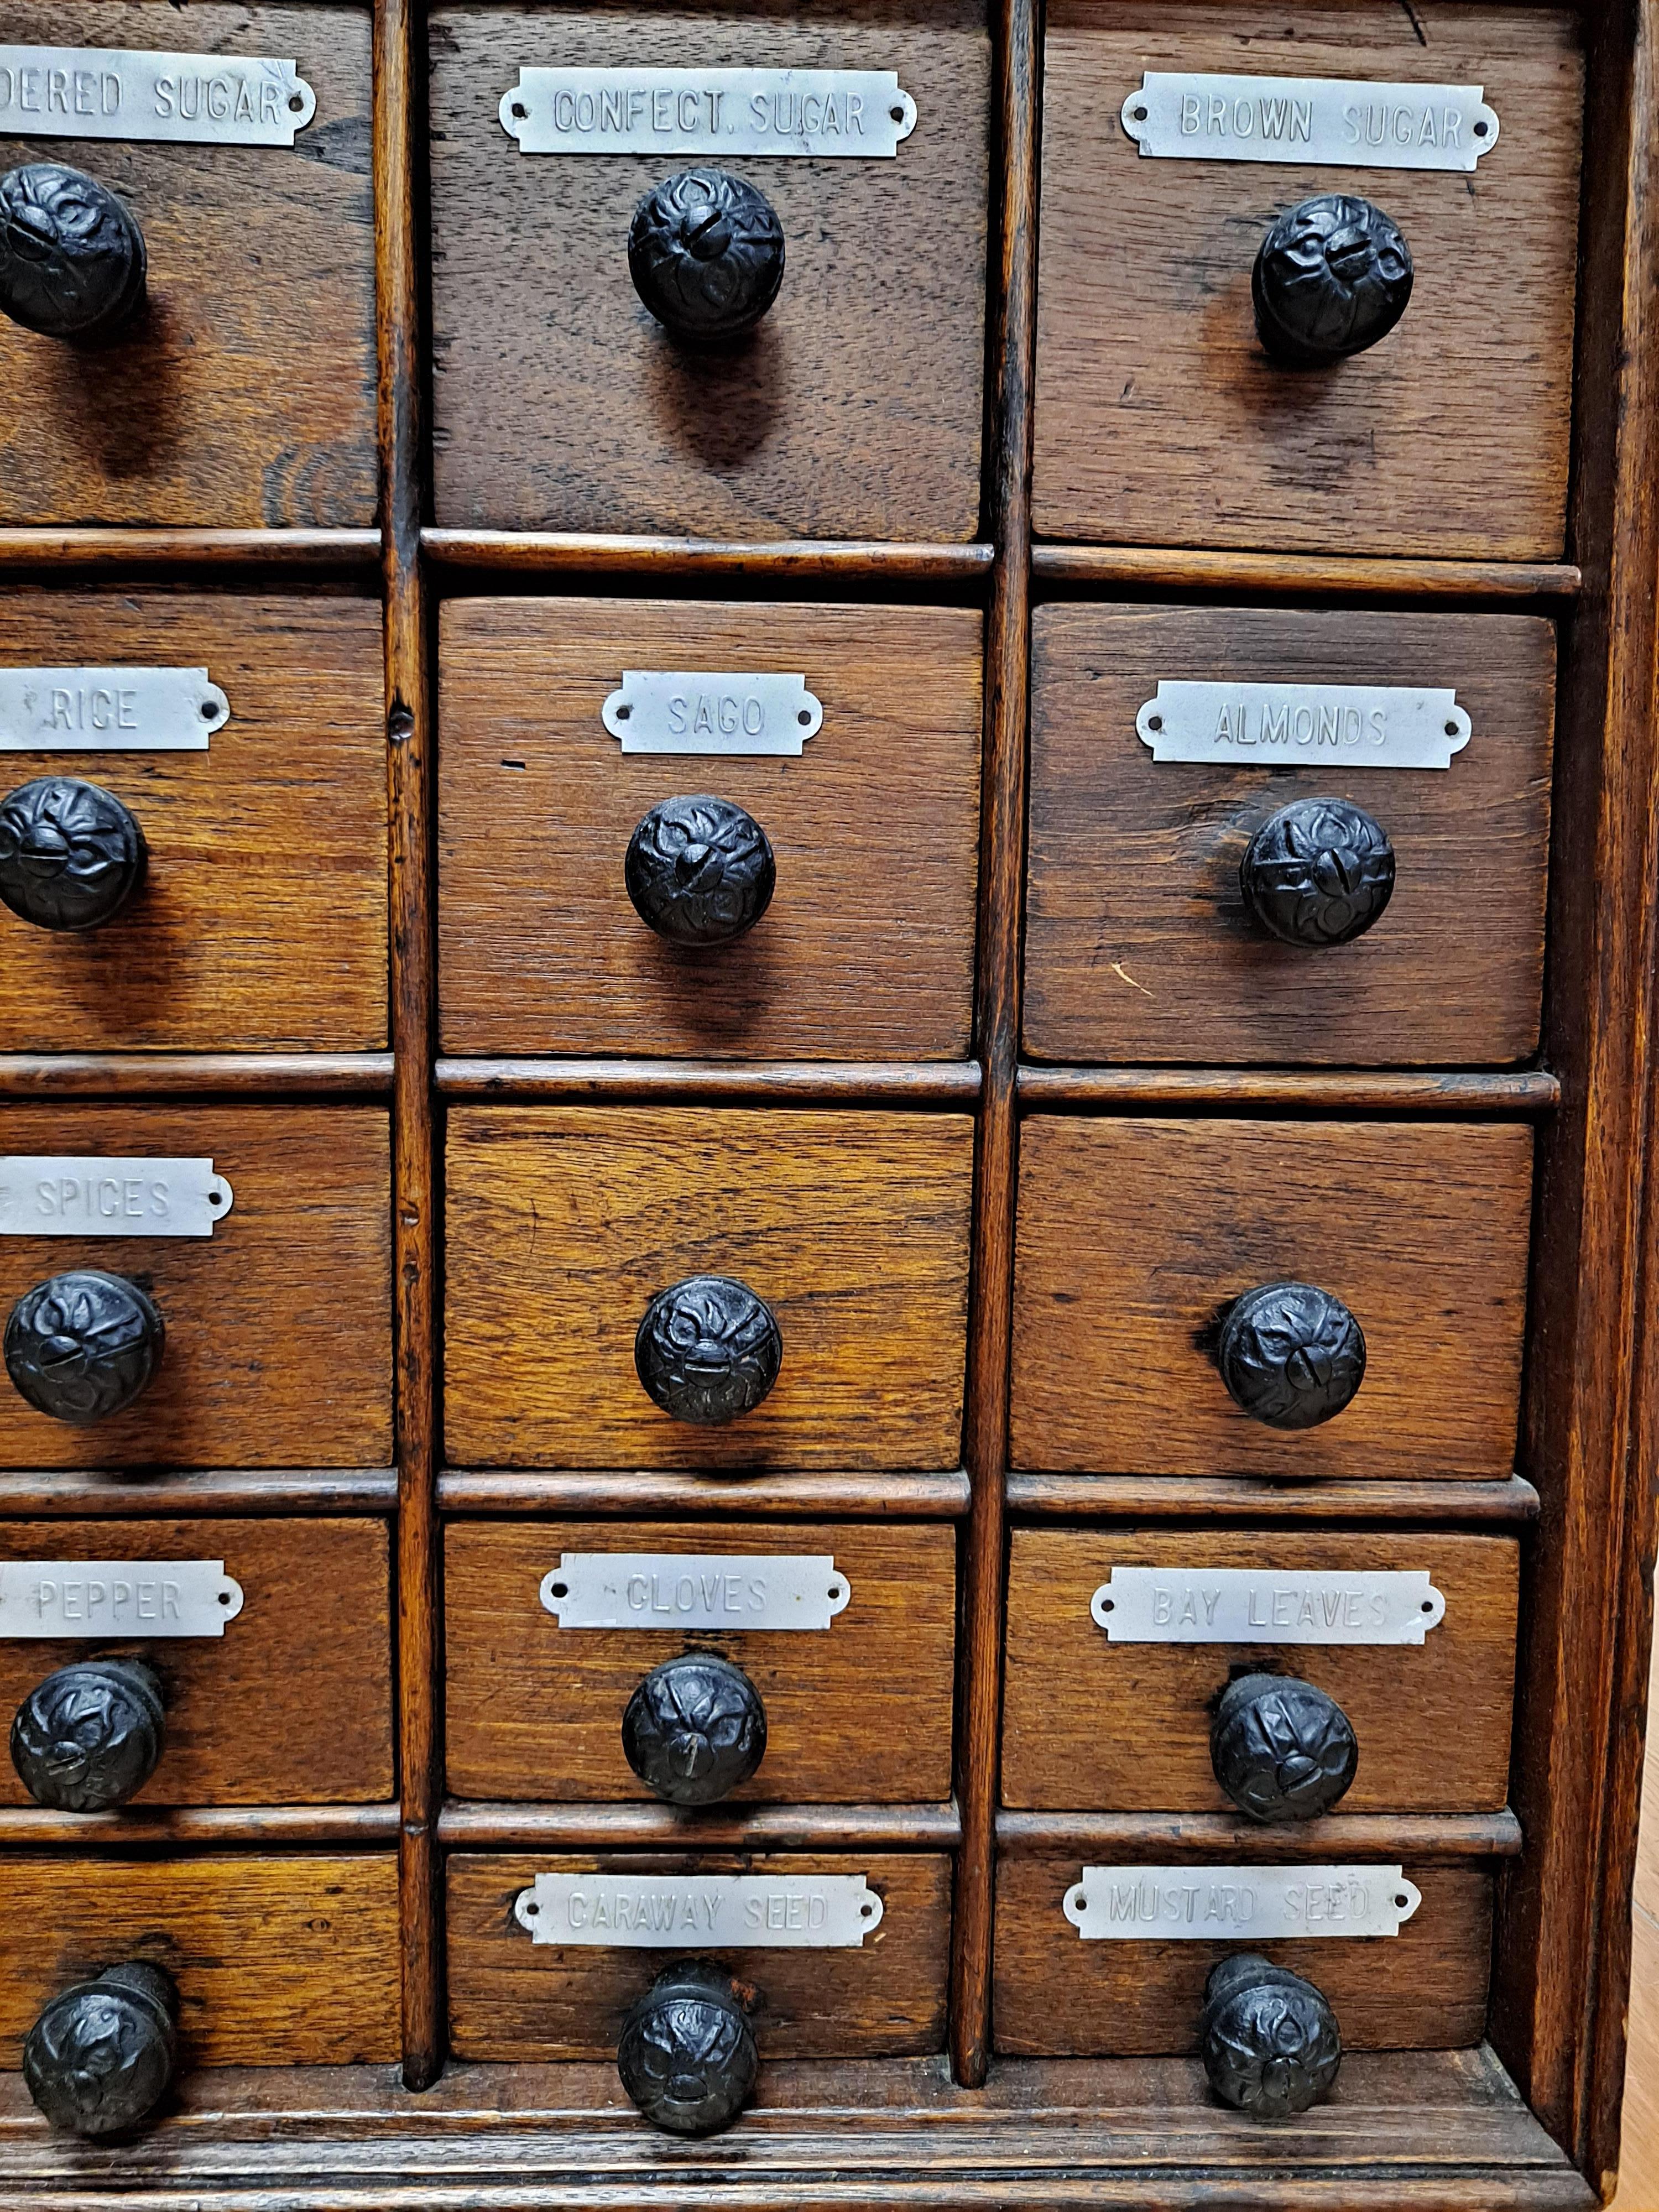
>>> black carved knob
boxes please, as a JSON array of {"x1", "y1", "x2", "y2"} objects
[
  {"x1": 622, "y1": 1653, "x2": 768, "y2": 1806},
  {"x1": 629, "y1": 168, "x2": 785, "y2": 343},
  {"x1": 0, "y1": 164, "x2": 147, "y2": 344},
  {"x1": 635, "y1": 1275, "x2": 783, "y2": 1426},
  {"x1": 625, "y1": 796, "x2": 776, "y2": 948},
  {"x1": 1200, "y1": 1953, "x2": 1342, "y2": 2120},
  {"x1": 617, "y1": 1959, "x2": 758, "y2": 2136},
  {"x1": 23, "y1": 1962, "x2": 178, "y2": 2137},
  {"x1": 11, "y1": 1658, "x2": 166, "y2": 1813},
  {"x1": 1240, "y1": 799, "x2": 1395, "y2": 948},
  {"x1": 1217, "y1": 1281, "x2": 1365, "y2": 1431},
  {"x1": 1211, "y1": 1672, "x2": 1359, "y2": 1824},
  {"x1": 0, "y1": 778, "x2": 147, "y2": 933},
  {"x1": 5, "y1": 1271, "x2": 164, "y2": 1426},
  {"x1": 1253, "y1": 194, "x2": 1412, "y2": 366}
]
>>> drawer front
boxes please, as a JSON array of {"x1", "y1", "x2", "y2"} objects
[
  {"x1": 1032, "y1": 3, "x2": 1582, "y2": 556},
  {"x1": 438, "y1": 599, "x2": 983, "y2": 1062},
  {"x1": 0, "y1": 1105, "x2": 391, "y2": 1469},
  {"x1": 1003, "y1": 1529, "x2": 1517, "y2": 1813},
  {"x1": 444, "y1": 1107, "x2": 974, "y2": 1470},
  {"x1": 1024, "y1": 604, "x2": 1555, "y2": 1066},
  {"x1": 445, "y1": 1519, "x2": 956, "y2": 1804},
  {"x1": 0, "y1": 596, "x2": 387, "y2": 1052},
  {"x1": 1010, "y1": 1118, "x2": 1531, "y2": 1478},
  {"x1": 0, "y1": 3, "x2": 377, "y2": 529},
  {"x1": 446, "y1": 1851, "x2": 950, "y2": 2060},
  {"x1": 427, "y1": 6, "x2": 988, "y2": 540}
]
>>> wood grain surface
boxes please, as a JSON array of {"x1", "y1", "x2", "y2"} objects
[
  {"x1": 446, "y1": 1851, "x2": 951, "y2": 2060},
  {"x1": 1001, "y1": 1528, "x2": 1517, "y2": 1813},
  {"x1": 444, "y1": 1107, "x2": 973, "y2": 1470},
  {"x1": 437, "y1": 598, "x2": 982, "y2": 1060},
  {"x1": 1024, "y1": 604, "x2": 1555, "y2": 1065},
  {"x1": 1032, "y1": 3, "x2": 1583, "y2": 556},
  {"x1": 1009, "y1": 1118, "x2": 1533, "y2": 1478},
  {"x1": 427, "y1": 2, "x2": 988, "y2": 540},
  {"x1": 0, "y1": 1105, "x2": 390, "y2": 1468},
  {"x1": 444, "y1": 1518, "x2": 955, "y2": 1803},
  {"x1": 0, "y1": 4, "x2": 377, "y2": 528}
]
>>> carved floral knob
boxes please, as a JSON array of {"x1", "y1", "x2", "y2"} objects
[
  {"x1": 1240, "y1": 798, "x2": 1395, "y2": 947},
  {"x1": 1210, "y1": 1672, "x2": 1359, "y2": 1823},
  {"x1": 1200, "y1": 1953, "x2": 1342, "y2": 2120},
  {"x1": 12, "y1": 1657, "x2": 166, "y2": 1813},
  {"x1": 625, "y1": 796, "x2": 776, "y2": 947},
  {"x1": 635, "y1": 1274, "x2": 783, "y2": 1426},
  {"x1": 0, "y1": 163, "x2": 148, "y2": 343},
  {"x1": 0, "y1": 777, "x2": 147, "y2": 933},
  {"x1": 617, "y1": 1958, "x2": 758, "y2": 2136},
  {"x1": 1253, "y1": 194, "x2": 1412, "y2": 366},
  {"x1": 23, "y1": 1962, "x2": 178, "y2": 2136},
  {"x1": 629, "y1": 167, "x2": 785, "y2": 342},
  {"x1": 1217, "y1": 1281, "x2": 1365, "y2": 1431},
  {"x1": 622, "y1": 1652, "x2": 768, "y2": 1806},
  {"x1": 4, "y1": 1270, "x2": 165, "y2": 1426}
]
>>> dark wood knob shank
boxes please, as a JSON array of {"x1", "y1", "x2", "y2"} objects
[
  {"x1": 1253, "y1": 194, "x2": 1412, "y2": 366},
  {"x1": 1200, "y1": 1953, "x2": 1342, "y2": 2120},
  {"x1": 628, "y1": 167, "x2": 784, "y2": 342},
  {"x1": 622, "y1": 1652, "x2": 767, "y2": 1806},
  {"x1": 0, "y1": 777, "x2": 147, "y2": 932},
  {"x1": 1210, "y1": 1672, "x2": 1359, "y2": 1823},
  {"x1": 635, "y1": 1274, "x2": 782, "y2": 1426},
  {"x1": 617, "y1": 1959, "x2": 758, "y2": 2136},
  {"x1": 1240, "y1": 797, "x2": 1395, "y2": 948},
  {"x1": 0, "y1": 163, "x2": 147, "y2": 342},
  {"x1": 23, "y1": 1963, "x2": 178, "y2": 2136},
  {"x1": 1217, "y1": 1281, "x2": 1365, "y2": 1431},
  {"x1": 11, "y1": 1657, "x2": 166, "y2": 1812},
  {"x1": 625, "y1": 796, "x2": 775, "y2": 947}
]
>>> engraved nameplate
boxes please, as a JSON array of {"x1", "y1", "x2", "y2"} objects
[
  {"x1": 1091, "y1": 1567, "x2": 1446, "y2": 1645},
  {"x1": 515, "y1": 1871, "x2": 885, "y2": 1947},
  {"x1": 0, "y1": 668, "x2": 229, "y2": 752},
  {"x1": 0, "y1": 48, "x2": 317, "y2": 146},
  {"x1": 1063, "y1": 1864, "x2": 1422, "y2": 1941},
  {"x1": 0, "y1": 1560, "x2": 244, "y2": 1639},
  {"x1": 603, "y1": 671, "x2": 823, "y2": 756},
  {"x1": 1136, "y1": 681, "x2": 1471, "y2": 769},
  {"x1": 1120, "y1": 73, "x2": 1499, "y2": 170},
  {"x1": 501, "y1": 67, "x2": 916, "y2": 157},
  {"x1": 0, "y1": 1159, "x2": 234, "y2": 1238},
  {"x1": 541, "y1": 1553, "x2": 852, "y2": 1632}
]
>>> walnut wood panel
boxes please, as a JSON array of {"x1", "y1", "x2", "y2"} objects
[
  {"x1": 0, "y1": 595, "x2": 386, "y2": 1052},
  {"x1": 1002, "y1": 1529, "x2": 1517, "y2": 1813},
  {"x1": 427, "y1": 2, "x2": 988, "y2": 540},
  {"x1": 0, "y1": 1518, "x2": 390, "y2": 1806},
  {"x1": 438, "y1": 599, "x2": 982, "y2": 1061},
  {"x1": 994, "y1": 1859, "x2": 1491, "y2": 2056},
  {"x1": 446, "y1": 1851, "x2": 950, "y2": 2060},
  {"x1": 1009, "y1": 1118, "x2": 1532, "y2": 1479},
  {"x1": 1024, "y1": 605, "x2": 1555, "y2": 1065},
  {"x1": 0, "y1": 4, "x2": 377, "y2": 529},
  {"x1": 0, "y1": 1854, "x2": 399, "y2": 2066},
  {"x1": 444, "y1": 1107, "x2": 973, "y2": 1469},
  {"x1": 445, "y1": 1519, "x2": 955, "y2": 1803},
  {"x1": 0, "y1": 1105, "x2": 390, "y2": 1468},
  {"x1": 1032, "y1": 3, "x2": 1583, "y2": 556}
]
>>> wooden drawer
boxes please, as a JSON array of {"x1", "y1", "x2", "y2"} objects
[
  {"x1": 444, "y1": 1107, "x2": 973, "y2": 1470},
  {"x1": 0, "y1": 596, "x2": 386, "y2": 1052},
  {"x1": 0, "y1": 1855, "x2": 399, "y2": 2065},
  {"x1": 447, "y1": 1851, "x2": 950, "y2": 2059},
  {"x1": 445, "y1": 1519, "x2": 956, "y2": 1803},
  {"x1": 0, "y1": 4, "x2": 376, "y2": 529},
  {"x1": 427, "y1": 4, "x2": 988, "y2": 540},
  {"x1": 994, "y1": 1856, "x2": 1490, "y2": 2054},
  {"x1": 438, "y1": 599, "x2": 983, "y2": 1062},
  {"x1": 1032, "y1": 3, "x2": 1583, "y2": 556},
  {"x1": 0, "y1": 1105, "x2": 391, "y2": 1469},
  {"x1": 1003, "y1": 1530, "x2": 1517, "y2": 1813},
  {"x1": 1009, "y1": 1118, "x2": 1531, "y2": 1479},
  {"x1": 0, "y1": 1518, "x2": 392, "y2": 1806},
  {"x1": 1024, "y1": 605, "x2": 1555, "y2": 1066}
]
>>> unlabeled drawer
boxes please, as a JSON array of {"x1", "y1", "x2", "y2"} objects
[
  {"x1": 444, "y1": 1107, "x2": 974, "y2": 1470},
  {"x1": 1024, "y1": 604, "x2": 1555, "y2": 1066},
  {"x1": 438, "y1": 599, "x2": 982, "y2": 1061},
  {"x1": 1009, "y1": 1118, "x2": 1531, "y2": 1479},
  {"x1": 1003, "y1": 1529, "x2": 1517, "y2": 1813}
]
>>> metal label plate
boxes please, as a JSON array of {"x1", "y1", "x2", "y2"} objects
[
  {"x1": 1063, "y1": 1865, "x2": 1422, "y2": 1941},
  {"x1": 1091, "y1": 1567, "x2": 1446, "y2": 1645},
  {"x1": 1136, "y1": 681, "x2": 1471, "y2": 769},
  {"x1": 0, "y1": 47, "x2": 317, "y2": 145},
  {"x1": 1120, "y1": 72, "x2": 1499, "y2": 170},
  {"x1": 541, "y1": 1553, "x2": 852, "y2": 1632},
  {"x1": 0, "y1": 1159, "x2": 234, "y2": 1238},
  {"x1": 0, "y1": 668, "x2": 229, "y2": 752},
  {"x1": 500, "y1": 67, "x2": 916, "y2": 157},
  {"x1": 515, "y1": 1871, "x2": 885, "y2": 1947},
  {"x1": 0, "y1": 1560, "x2": 244, "y2": 1639},
  {"x1": 603, "y1": 671, "x2": 823, "y2": 756}
]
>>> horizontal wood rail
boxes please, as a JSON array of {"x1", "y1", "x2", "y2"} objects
[
  {"x1": 0, "y1": 529, "x2": 382, "y2": 571},
  {"x1": 1018, "y1": 1068, "x2": 1562, "y2": 1115},
  {"x1": 1007, "y1": 1474, "x2": 1542, "y2": 1524},
  {"x1": 436, "y1": 1058, "x2": 981, "y2": 1105},
  {"x1": 997, "y1": 1809, "x2": 1523, "y2": 1859},
  {"x1": 0, "y1": 1470, "x2": 399, "y2": 1515},
  {"x1": 438, "y1": 1469, "x2": 972, "y2": 1519},
  {"x1": 0, "y1": 1055, "x2": 395, "y2": 1098},
  {"x1": 422, "y1": 531, "x2": 994, "y2": 583},
  {"x1": 1033, "y1": 545, "x2": 1582, "y2": 602},
  {"x1": 0, "y1": 1803, "x2": 401, "y2": 1846},
  {"x1": 438, "y1": 1802, "x2": 962, "y2": 1850}
]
